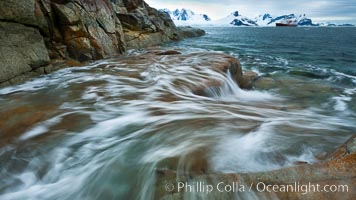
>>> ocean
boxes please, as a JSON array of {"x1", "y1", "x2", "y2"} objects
[
  {"x1": 0, "y1": 27, "x2": 355, "y2": 199},
  {"x1": 168, "y1": 27, "x2": 356, "y2": 112}
]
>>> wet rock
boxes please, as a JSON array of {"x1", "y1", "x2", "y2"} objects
[
  {"x1": 178, "y1": 26, "x2": 206, "y2": 38},
  {"x1": 51, "y1": 113, "x2": 93, "y2": 132},
  {"x1": 255, "y1": 76, "x2": 339, "y2": 107},
  {"x1": 0, "y1": 104, "x2": 59, "y2": 145},
  {"x1": 315, "y1": 152, "x2": 328, "y2": 161},
  {"x1": 155, "y1": 135, "x2": 356, "y2": 200},
  {"x1": 241, "y1": 70, "x2": 258, "y2": 89},
  {"x1": 292, "y1": 161, "x2": 309, "y2": 165},
  {"x1": 155, "y1": 50, "x2": 182, "y2": 55},
  {"x1": 253, "y1": 77, "x2": 278, "y2": 89},
  {"x1": 107, "y1": 50, "x2": 244, "y2": 93},
  {"x1": 289, "y1": 70, "x2": 329, "y2": 79},
  {"x1": 157, "y1": 147, "x2": 210, "y2": 175},
  {"x1": 65, "y1": 37, "x2": 93, "y2": 62}
]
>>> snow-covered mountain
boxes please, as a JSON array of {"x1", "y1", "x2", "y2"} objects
[
  {"x1": 160, "y1": 8, "x2": 354, "y2": 27},
  {"x1": 160, "y1": 8, "x2": 211, "y2": 26},
  {"x1": 213, "y1": 11, "x2": 258, "y2": 26},
  {"x1": 254, "y1": 13, "x2": 274, "y2": 26},
  {"x1": 255, "y1": 14, "x2": 314, "y2": 26},
  {"x1": 215, "y1": 11, "x2": 354, "y2": 27},
  {"x1": 213, "y1": 11, "x2": 315, "y2": 26},
  {"x1": 212, "y1": 11, "x2": 315, "y2": 26}
]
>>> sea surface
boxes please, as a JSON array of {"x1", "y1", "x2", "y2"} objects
[
  {"x1": 0, "y1": 27, "x2": 355, "y2": 200},
  {"x1": 168, "y1": 27, "x2": 356, "y2": 115}
]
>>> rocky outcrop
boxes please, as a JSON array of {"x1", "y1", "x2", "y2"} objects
[
  {"x1": 240, "y1": 70, "x2": 258, "y2": 89},
  {"x1": 109, "y1": 49, "x2": 245, "y2": 94},
  {"x1": 0, "y1": 0, "x2": 39, "y2": 26},
  {"x1": 155, "y1": 135, "x2": 356, "y2": 200},
  {"x1": 0, "y1": 0, "x2": 205, "y2": 87},
  {"x1": 0, "y1": 22, "x2": 50, "y2": 83},
  {"x1": 177, "y1": 26, "x2": 206, "y2": 38},
  {"x1": 0, "y1": 49, "x2": 247, "y2": 144}
]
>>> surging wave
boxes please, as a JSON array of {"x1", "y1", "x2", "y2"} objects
[{"x1": 0, "y1": 50, "x2": 355, "y2": 200}]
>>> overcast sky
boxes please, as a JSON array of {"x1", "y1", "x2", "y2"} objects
[{"x1": 146, "y1": 0, "x2": 356, "y2": 24}]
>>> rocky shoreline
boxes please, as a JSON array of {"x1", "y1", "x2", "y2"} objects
[
  {"x1": 118, "y1": 50, "x2": 354, "y2": 200},
  {"x1": 0, "y1": 0, "x2": 204, "y2": 87},
  {"x1": 0, "y1": 1, "x2": 354, "y2": 200},
  {"x1": 0, "y1": 45, "x2": 354, "y2": 199},
  {"x1": 156, "y1": 135, "x2": 356, "y2": 199}
]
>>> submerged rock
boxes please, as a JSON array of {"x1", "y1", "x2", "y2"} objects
[
  {"x1": 253, "y1": 77, "x2": 278, "y2": 89},
  {"x1": 155, "y1": 50, "x2": 182, "y2": 55},
  {"x1": 289, "y1": 70, "x2": 329, "y2": 79},
  {"x1": 178, "y1": 26, "x2": 206, "y2": 38},
  {"x1": 107, "y1": 50, "x2": 245, "y2": 93},
  {"x1": 241, "y1": 70, "x2": 258, "y2": 89}
]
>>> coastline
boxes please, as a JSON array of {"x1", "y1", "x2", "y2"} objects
[
  {"x1": 156, "y1": 135, "x2": 356, "y2": 199},
  {"x1": 0, "y1": 0, "x2": 204, "y2": 88},
  {"x1": 0, "y1": 1, "x2": 355, "y2": 200}
]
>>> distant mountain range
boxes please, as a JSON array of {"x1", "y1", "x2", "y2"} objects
[
  {"x1": 160, "y1": 9, "x2": 355, "y2": 27},
  {"x1": 160, "y1": 8, "x2": 211, "y2": 26},
  {"x1": 254, "y1": 13, "x2": 314, "y2": 26}
]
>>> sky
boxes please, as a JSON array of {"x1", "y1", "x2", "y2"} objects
[{"x1": 145, "y1": 0, "x2": 356, "y2": 24}]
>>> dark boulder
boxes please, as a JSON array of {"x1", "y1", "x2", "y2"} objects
[{"x1": 178, "y1": 26, "x2": 205, "y2": 38}]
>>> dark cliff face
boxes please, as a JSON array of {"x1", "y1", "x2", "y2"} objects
[{"x1": 0, "y1": 0, "x2": 204, "y2": 86}]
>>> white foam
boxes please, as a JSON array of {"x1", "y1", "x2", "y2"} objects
[
  {"x1": 210, "y1": 122, "x2": 281, "y2": 173},
  {"x1": 19, "y1": 113, "x2": 76, "y2": 141},
  {"x1": 1, "y1": 50, "x2": 356, "y2": 200},
  {"x1": 332, "y1": 96, "x2": 352, "y2": 111},
  {"x1": 344, "y1": 88, "x2": 356, "y2": 95},
  {"x1": 286, "y1": 147, "x2": 317, "y2": 165},
  {"x1": 206, "y1": 70, "x2": 281, "y2": 102},
  {"x1": 333, "y1": 71, "x2": 356, "y2": 84},
  {"x1": 19, "y1": 126, "x2": 49, "y2": 141}
]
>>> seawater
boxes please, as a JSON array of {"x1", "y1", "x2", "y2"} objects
[
  {"x1": 0, "y1": 27, "x2": 355, "y2": 200},
  {"x1": 168, "y1": 27, "x2": 356, "y2": 109}
]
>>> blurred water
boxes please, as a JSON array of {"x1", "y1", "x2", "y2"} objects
[
  {"x1": 0, "y1": 28, "x2": 355, "y2": 200},
  {"x1": 167, "y1": 27, "x2": 356, "y2": 115}
]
